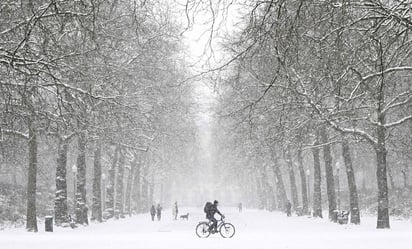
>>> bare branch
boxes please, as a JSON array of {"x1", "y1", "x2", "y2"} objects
[
  {"x1": 1, "y1": 129, "x2": 29, "y2": 140},
  {"x1": 384, "y1": 115, "x2": 412, "y2": 129}
]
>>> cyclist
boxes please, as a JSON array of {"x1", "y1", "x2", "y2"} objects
[{"x1": 206, "y1": 200, "x2": 225, "y2": 232}]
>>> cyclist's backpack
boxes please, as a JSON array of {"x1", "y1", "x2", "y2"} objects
[{"x1": 204, "y1": 202, "x2": 212, "y2": 213}]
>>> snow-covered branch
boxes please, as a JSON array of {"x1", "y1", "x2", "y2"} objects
[
  {"x1": 46, "y1": 131, "x2": 76, "y2": 141},
  {"x1": 384, "y1": 115, "x2": 412, "y2": 129},
  {"x1": 1, "y1": 129, "x2": 29, "y2": 140},
  {"x1": 362, "y1": 67, "x2": 412, "y2": 82},
  {"x1": 382, "y1": 91, "x2": 412, "y2": 114},
  {"x1": 287, "y1": 66, "x2": 378, "y2": 145},
  {"x1": 349, "y1": 67, "x2": 412, "y2": 100},
  {"x1": 113, "y1": 141, "x2": 148, "y2": 152}
]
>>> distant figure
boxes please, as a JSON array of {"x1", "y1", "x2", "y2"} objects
[
  {"x1": 286, "y1": 200, "x2": 292, "y2": 217},
  {"x1": 238, "y1": 202, "x2": 243, "y2": 213},
  {"x1": 156, "y1": 204, "x2": 163, "y2": 221},
  {"x1": 150, "y1": 205, "x2": 156, "y2": 221},
  {"x1": 173, "y1": 201, "x2": 179, "y2": 220}
]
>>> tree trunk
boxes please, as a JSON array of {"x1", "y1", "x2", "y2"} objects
[
  {"x1": 341, "y1": 135, "x2": 360, "y2": 224},
  {"x1": 263, "y1": 165, "x2": 276, "y2": 211},
  {"x1": 125, "y1": 154, "x2": 137, "y2": 216},
  {"x1": 26, "y1": 122, "x2": 38, "y2": 232},
  {"x1": 376, "y1": 124, "x2": 390, "y2": 228},
  {"x1": 106, "y1": 146, "x2": 119, "y2": 218},
  {"x1": 256, "y1": 175, "x2": 265, "y2": 209},
  {"x1": 92, "y1": 142, "x2": 102, "y2": 222},
  {"x1": 319, "y1": 125, "x2": 337, "y2": 220},
  {"x1": 297, "y1": 148, "x2": 309, "y2": 214},
  {"x1": 375, "y1": 39, "x2": 390, "y2": 229},
  {"x1": 141, "y1": 165, "x2": 149, "y2": 212},
  {"x1": 312, "y1": 133, "x2": 322, "y2": 218},
  {"x1": 75, "y1": 132, "x2": 88, "y2": 225},
  {"x1": 54, "y1": 137, "x2": 69, "y2": 226},
  {"x1": 272, "y1": 163, "x2": 288, "y2": 210},
  {"x1": 286, "y1": 147, "x2": 299, "y2": 211},
  {"x1": 401, "y1": 169, "x2": 407, "y2": 189},
  {"x1": 134, "y1": 158, "x2": 142, "y2": 213},
  {"x1": 116, "y1": 150, "x2": 125, "y2": 218},
  {"x1": 149, "y1": 173, "x2": 154, "y2": 209},
  {"x1": 266, "y1": 184, "x2": 276, "y2": 211}
]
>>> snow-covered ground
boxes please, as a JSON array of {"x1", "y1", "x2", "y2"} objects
[{"x1": 1, "y1": 207, "x2": 412, "y2": 249}]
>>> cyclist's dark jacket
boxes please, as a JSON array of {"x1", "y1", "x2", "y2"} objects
[{"x1": 207, "y1": 204, "x2": 222, "y2": 218}]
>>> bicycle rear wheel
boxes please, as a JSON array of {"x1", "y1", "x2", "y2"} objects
[
  {"x1": 195, "y1": 222, "x2": 211, "y2": 238},
  {"x1": 219, "y1": 222, "x2": 235, "y2": 238}
]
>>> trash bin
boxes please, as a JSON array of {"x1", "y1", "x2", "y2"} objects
[
  {"x1": 296, "y1": 206, "x2": 303, "y2": 216},
  {"x1": 338, "y1": 211, "x2": 349, "y2": 224},
  {"x1": 45, "y1": 216, "x2": 53, "y2": 232}
]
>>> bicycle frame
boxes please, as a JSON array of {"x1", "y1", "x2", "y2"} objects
[
  {"x1": 207, "y1": 217, "x2": 225, "y2": 228},
  {"x1": 216, "y1": 218, "x2": 226, "y2": 230}
]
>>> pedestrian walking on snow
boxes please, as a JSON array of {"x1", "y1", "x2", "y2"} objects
[
  {"x1": 286, "y1": 200, "x2": 292, "y2": 217},
  {"x1": 156, "y1": 204, "x2": 162, "y2": 221},
  {"x1": 173, "y1": 201, "x2": 179, "y2": 220},
  {"x1": 150, "y1": 205, "x2": 156, "y2": 221}
]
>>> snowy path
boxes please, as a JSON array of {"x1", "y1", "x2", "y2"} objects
[{"x1": 1, "y1": 207, "x2": 412, "y2": 249}]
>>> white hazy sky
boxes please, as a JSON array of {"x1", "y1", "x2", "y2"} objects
[
  {"x1": 168, "y1": 2, "x2": 245, "y2": 189},
  {"x1": 172, "y1": 0, "x2": 228, "y2": 187}
]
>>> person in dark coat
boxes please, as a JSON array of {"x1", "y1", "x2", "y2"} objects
[
  {"x1": 173, "y1": 201, "x2": 179, "y2": 220},
  {"x1": 286, "y1": 200, "x2": 292, "y2": 217},
  {"x1": 150, "y1": 205, "x2": 156, "y2": 221},
  {"x1": 156, "y1": 204, "x2": 162, "y2": 221},
  {"x1": 206, "y1": 200, "x2": 224, "y2": 232}
]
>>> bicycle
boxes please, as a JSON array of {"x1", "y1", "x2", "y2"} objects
[{"x1": 195, "y1": 217, "x2": 235, "y2": 238}]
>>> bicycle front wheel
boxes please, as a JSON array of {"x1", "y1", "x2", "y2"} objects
[
  {"x1": 195, "y1": 222, "x2": 211, "y2": 238},
  {"x1": 219, "y1": 222, "x2": 235, "y2": 238}
]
